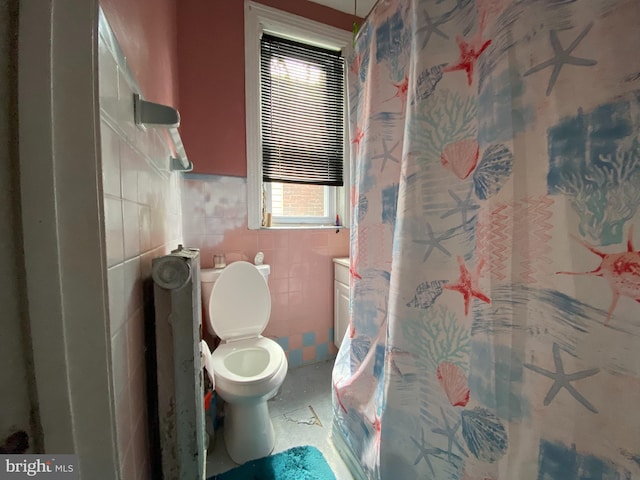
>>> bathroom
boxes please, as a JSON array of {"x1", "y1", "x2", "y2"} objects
[
  {"x1": 98, "y1": 0, "x2": 362, "y2": 475},
  {"x1": 5, "y1": 0, "x2": 640, "y2": 479},
  {"x1": 99, "y1": 0, "x2": 359, "y2": 477},
  {"x1": 7, "y1": 0, "x2": 358, "y2": 477}
]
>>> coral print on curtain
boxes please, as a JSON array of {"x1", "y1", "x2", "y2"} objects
[{"x1": 331, "y1": 0, "x2": 640, "y2": 478}]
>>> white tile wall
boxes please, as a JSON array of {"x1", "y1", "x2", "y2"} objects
[
  {"x1": 105, "y1": 196, "x2": 124, "y2": 267},
  {"x1": 100, "y1": 121, "x2": 121, "y2": 197},
  {"x1": 98, "y1": 24, "x2": 183, "y2": 480}
]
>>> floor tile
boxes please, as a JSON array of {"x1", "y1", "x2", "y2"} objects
[{"x1": 205, "y1": 360, "x2": 353, "y2": 479}]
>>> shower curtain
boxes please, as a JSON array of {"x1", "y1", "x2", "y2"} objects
[{"x1": 332, "y1": 0, "x2": 640, "y2": 478}]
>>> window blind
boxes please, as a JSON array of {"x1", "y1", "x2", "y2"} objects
[{"x1": 260, "y1": 33, "x2": 345, "y2": 187}]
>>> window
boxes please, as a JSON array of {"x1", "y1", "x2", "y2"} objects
[{"x1": 244, "y1": 1, "x2": 352, "y2": 229}]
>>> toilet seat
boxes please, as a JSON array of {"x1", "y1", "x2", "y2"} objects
[
  {"x1": 209, "y1": 261, "x2": 271, "y2": 341},
  {"x1": 208, "y1": 261, "x2": 285, "y2": 387},
  {"x1": 210, "y1": 337, "x2": 285, "y2": 385}
]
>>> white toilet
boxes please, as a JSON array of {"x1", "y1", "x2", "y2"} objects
[{"x1": 201, "y1": 261, "x2": 287, "y2": 464}]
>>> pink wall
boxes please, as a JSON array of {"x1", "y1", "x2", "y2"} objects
[
  {"x1": 100, "y1": 0, "x2": 179, "y2": 107},
  {"x1": 177, "y1": 1, "x2": 354, "y2": 364},
  {"x1": 177, "y1": 0, "x2": 360, "y2": 176}
]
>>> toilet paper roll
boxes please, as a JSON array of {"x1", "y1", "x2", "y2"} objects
[{"x1": 200, "y1": 340, "x2": 215, "y2": 389}]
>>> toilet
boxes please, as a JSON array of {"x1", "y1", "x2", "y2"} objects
[{"x1": 201, "y1": 261, "x2": 288, "y2": 464}]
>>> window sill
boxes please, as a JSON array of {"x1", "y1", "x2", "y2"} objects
[{"x1": 260, "y1": 225, "x2": 348, "y2": 231}]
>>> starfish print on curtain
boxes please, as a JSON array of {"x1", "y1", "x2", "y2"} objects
[
  {"x1": 523, "y1": 22, "x2": 597, "y2": 96},
  {"x1": 444, "y1": 256, "x2": 491, "y2": 315},
  {"x1": 443, "y1": 34, "x2": 492, "y2": 86},
  {"x1": 523, "y1": 343, "x2": 600, "y2": 413}
]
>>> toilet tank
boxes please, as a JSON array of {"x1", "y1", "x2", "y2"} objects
[{"x1": 201, "y1": 264, "x2": 270, "y2": 330}]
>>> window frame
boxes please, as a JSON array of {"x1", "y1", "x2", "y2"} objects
[
  {"x1": 244, "y1": 0, "x2": 352, "y2": 230},
  {"x1": 266, "y1": 183, "x2": 336, "y2": 225}
]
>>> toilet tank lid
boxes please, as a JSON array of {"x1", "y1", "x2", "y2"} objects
[{"x1": 202, "y1": 263, "x2": 270, "y2": 282}]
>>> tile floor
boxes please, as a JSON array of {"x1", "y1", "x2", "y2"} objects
[{"x1": 205, "y1": 359, "x2": 354, "y2": 479}]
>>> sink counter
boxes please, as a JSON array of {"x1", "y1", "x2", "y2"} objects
[{"x1": 333, "y1": 257, "x2": 350, "y2": 268}]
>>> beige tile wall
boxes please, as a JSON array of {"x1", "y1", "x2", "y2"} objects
[{"x1": 99, "y1": 29, "x2": 183, "y2": 480}]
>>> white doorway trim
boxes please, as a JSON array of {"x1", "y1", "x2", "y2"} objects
[{"x1": 19, "y1": 0, "x2": 119, "y2": 477}]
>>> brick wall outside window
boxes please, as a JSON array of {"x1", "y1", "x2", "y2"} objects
[{"x1": 271, "y1": 182, "x2": 326, "y2": 217}]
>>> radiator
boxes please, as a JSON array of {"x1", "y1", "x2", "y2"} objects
[{"x1": 150, "y1": 245, "x2": 205, "y2": 480}]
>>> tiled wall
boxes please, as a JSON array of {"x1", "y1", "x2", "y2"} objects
[
  {"x1": 182, "y1": 174, "x2": 349, "y2": 368},
  {"x1": 99, "y1": 23, "x2": 182, "y2": 480}
]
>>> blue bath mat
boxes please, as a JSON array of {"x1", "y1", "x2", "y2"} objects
[{"x1": 209, "y1": 445, "x2": 336, "y2": 480}]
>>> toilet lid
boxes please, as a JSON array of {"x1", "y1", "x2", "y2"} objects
[{"x1": 209, "y1": 261, "x2": 271, "y2": 340}]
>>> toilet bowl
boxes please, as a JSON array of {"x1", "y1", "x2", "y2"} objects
[{"x1": 203, "y1": 261, "x2": 287, "y2": 464}]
